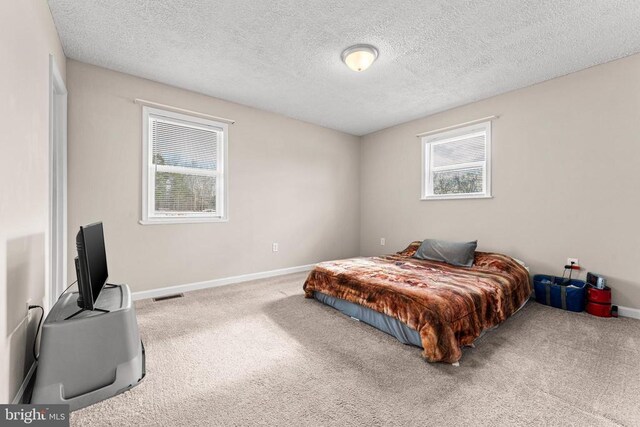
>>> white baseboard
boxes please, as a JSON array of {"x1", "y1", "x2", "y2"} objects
[
  {"x1": 12, "y1": 362, "x2": 37, "y2": 404},
  {"x1": 617, "y1": 305, "x2": 640, "y2": 320},
  {"x1": 132, "y1": 263, "x2": 315, "y2": 301}
]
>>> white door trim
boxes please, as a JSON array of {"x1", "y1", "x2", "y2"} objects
[{"x1": 48, "y1": 55, "x2": 68, "y2": 310}]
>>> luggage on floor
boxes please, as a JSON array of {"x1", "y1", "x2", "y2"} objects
[{"x1": 533, "y1": 275, "x2": 586, "y2": 312}]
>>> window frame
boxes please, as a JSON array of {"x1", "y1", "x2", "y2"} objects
[
  {"x1": 140, "y1": 106, "x2": 229, "y2": 225},
  {"x1": 421, "y1": 120, "x2": 492, "y2": 201}
]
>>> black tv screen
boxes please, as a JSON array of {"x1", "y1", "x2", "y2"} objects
[{"x1": 76, "y1": 222, "x2": 108, "y2": 309}]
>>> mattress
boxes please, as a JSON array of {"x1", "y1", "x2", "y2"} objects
[
  {"x1": 314, "y1": 291, "x2": 423, "y2": 347},
  {"x1": 303, "y1": 241, "x2": 532, "y2": 363},
  {"x1": 313, "y1": 290, "x2": 530, "y2": 353}
]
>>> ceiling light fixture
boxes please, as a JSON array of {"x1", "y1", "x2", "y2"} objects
[{"x1": 341, "y1": 44, "x2": 379, "y2": 72}]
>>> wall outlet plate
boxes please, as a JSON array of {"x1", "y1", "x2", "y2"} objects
[
  {"x1": 567, "y1": 258, "x2": 579, "y2": 266},
  {"x1": 380, "y1": 238, "x2": 386, "y2": 246},
  {"x1": 272, "y1": 243, "x2": 279, "y2": 252}
]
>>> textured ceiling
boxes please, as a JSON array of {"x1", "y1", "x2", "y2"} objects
[{"x1": 48, "y1": 0, "x2": 640, "y2": 135}]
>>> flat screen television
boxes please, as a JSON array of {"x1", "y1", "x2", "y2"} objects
[{"x1": 75, "y1": 222, "x2": 108, "y2": 310}]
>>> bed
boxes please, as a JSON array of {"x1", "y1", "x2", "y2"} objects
[{"x1": 303, "y1": 241, "x2": 531, "y2": 363}]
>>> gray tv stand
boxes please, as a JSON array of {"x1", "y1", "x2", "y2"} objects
[{"x1": 31, "y1": 284, "x2": 145, "y2": 411}]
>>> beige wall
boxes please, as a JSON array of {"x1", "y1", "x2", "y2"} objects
[
  {"x1": 66, "y1": 60, "x2": 361, "y2": 293},
  {"x1": 0, "y1": 0, "x2": 66, "y2": 403},
  {"x1": 69, "y1": 53, "x2": 640, "y2": 309},
  {"x1": 360, "y1": 53, "x2": 640, "y2": 309}
]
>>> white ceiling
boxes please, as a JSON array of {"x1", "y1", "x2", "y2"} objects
[{"x1": 48, "y1": 0, "x2": 640, "y2": 136}]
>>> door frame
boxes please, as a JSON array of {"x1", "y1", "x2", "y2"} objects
[{"x1": 48, "y1": 55, "x2": 68, "y2": 309}]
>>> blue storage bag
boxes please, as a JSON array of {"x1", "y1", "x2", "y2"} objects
[{"x1": 533, "y1": 275, "x2": 586, "y2": 312}]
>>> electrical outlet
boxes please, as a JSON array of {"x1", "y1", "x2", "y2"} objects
[
  {"x1": 380, "y1": 238, "x2": 386, "y2": 246},
  {"x1": 25, "y1": 299, "x2": 32, "y2": 317},
  {"x1": 567, "y1": 258, "x2": 579, "y2": 266},
  {"x1": 272, "y1": 243, "x2": 279, "y2": 252}
]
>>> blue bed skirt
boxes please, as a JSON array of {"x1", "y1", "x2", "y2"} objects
[{"x1": 313, "y1": 291, "x2": 423, "y2": 348}]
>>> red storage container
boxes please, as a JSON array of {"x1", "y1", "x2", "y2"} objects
[
  {"x1": 586, "y1": 285, "x2": 613, "y2": 317},
  {"x1": 587, "y1": 286, "x2": 611, "y2": 304},
  {"x1": 586, "y1": 302, "x2": 612, "y2": 317}
]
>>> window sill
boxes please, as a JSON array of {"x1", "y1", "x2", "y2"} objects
[
  {"x1": 139, "y1": 217, "x2": 228, "y2": 225},
  {"x1": 421, "y1": 194, "x2": 493, "y2": 201}
]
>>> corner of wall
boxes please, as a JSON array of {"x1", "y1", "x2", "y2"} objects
[{"x1": 357, "y1": 133, "x2": 365, "y2": 256}]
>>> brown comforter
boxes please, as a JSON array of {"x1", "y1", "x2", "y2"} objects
[{"x1": 303, "y1": 241, "x2": 531, "y2": 363}]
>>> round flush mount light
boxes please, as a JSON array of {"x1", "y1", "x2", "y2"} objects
[{"x1": 341, "y1": 44, "x2": 379, "y2": 72}]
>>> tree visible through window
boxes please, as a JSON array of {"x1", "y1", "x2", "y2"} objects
[
  {"x1": 433, "y1": 167, "x2": 483, "y2": 195},
  {"x1": 422, "y1": 121, "x2": 491, "y2": 199},
  {"x1": 153, "y1": 154, "x2": 217, "y2": 213},
  {"x1": 142, "y1": 107, "x2": 228, "y2": 223}
]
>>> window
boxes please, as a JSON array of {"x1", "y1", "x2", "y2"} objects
[
  {"x1": 421, "y1": 121, "x2": 491, "y2": 200},
  {"x1": 141, "y1": 106, "x2": 228, "y2": 224}
]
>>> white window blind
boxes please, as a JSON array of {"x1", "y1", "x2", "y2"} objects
[
  {"x1": 142, "y1": 107, "x2": 228, "y2": 223},
  {"x1": 422, "y1": 121, "x2": 491, "y2": 200}
]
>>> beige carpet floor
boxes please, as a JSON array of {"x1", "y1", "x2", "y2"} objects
[{"x1": 72, "y1": 272, "x2": 640, "y2": 426}]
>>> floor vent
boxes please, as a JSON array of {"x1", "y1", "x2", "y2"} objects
[{"x1": 153, "y1": 293, "x2": 184, "y2": 302}]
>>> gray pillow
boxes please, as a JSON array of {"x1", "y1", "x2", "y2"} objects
[{"x1": 412, "y1": 239, "x2": 477, "y2": 267}]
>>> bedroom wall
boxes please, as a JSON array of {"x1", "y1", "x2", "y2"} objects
[
  {"x1": 66, "y1": 60, "x2": 361, "y2": 294},
  {"x1": 0, "y1": 0, "x2": 66, "y2": 403},
  {"x1": 360, "y1": 53, "x2": 640, "y2": 310}
]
